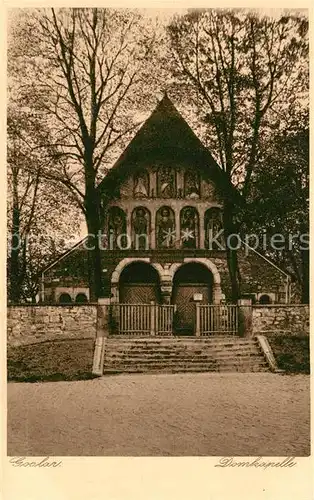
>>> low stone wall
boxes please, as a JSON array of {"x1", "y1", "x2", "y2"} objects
[
  {"x1": 7, "y1": 303, "x2": 310, "y2": 346},
  {"x1": 252, "y1": 305, "x2": 309, "y2": 336},
  {"x1": 7, "y1": 305, "x2": 97, "y2": 346}
]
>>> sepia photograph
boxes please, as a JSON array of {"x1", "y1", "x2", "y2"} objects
[{"x1": 6, "y1": 6, "x2": 310, "y2": 458}]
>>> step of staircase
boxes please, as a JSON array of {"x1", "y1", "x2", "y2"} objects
[{"x1": 103, "y1": 336, "x2": 270, "y2": 374}]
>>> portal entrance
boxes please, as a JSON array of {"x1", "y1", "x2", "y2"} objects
[
  {"x1": 172, "y1": 263, "x2": 213, "y2": 335},
  {"x1": 119, "y1": 262, "x2": 161, "y2": 304}
]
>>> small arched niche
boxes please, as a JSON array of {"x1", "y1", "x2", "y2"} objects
[
  {"x1": 75, "y1": 293, "x2": 88, "y2": 303},
  {"x1": 204, "y1": 207, "x2": 224, "y2": 250},
  {"x1": 107, "y1": 206, "x2": 128, "y2": 250},
  {"x1": 259, "y1": 294, "x2": 272, "y2": 304},
  {"x1": 58, "y1": 293, "x2": 72, "y2": 304},
  {"x1": 180, "y1": 206, "x2": 199, "y2": 249},
  {"x1": 133, "y1": 169, "x2": 149, "y2": 199},
  {"x1": 156, "y1": 206, "x2": 176, "y2": 249},
  {"x1": 131, "y1": 206, "x2": 151, "y2": 250}
]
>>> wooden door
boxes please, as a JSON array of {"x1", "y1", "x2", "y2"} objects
[
  {"x1": 120, "y1": 283, "x2": 158, "y2": 304},
  {"x1": 173, "y1": 284, "x2": 209, "y2": 334}
]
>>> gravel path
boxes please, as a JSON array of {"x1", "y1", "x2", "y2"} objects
[{"x1": 7, "y1": 372, "x2": 310, "y2": 456}]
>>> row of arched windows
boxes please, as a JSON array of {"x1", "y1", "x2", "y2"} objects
[
  {"x1": 58, "y1": 293, "x2": 88, "y2": 304},
  {"x1": 106, "y1": 206, "x2": 224, "y2": 250}
]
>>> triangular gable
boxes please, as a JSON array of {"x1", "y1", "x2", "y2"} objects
[{"x1": 99, "y1": 94, "x2": 238, "y2": 203}]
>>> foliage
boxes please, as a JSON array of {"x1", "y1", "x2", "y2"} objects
[
  {"x1": 167, "y1": 9, "x2": 309, "y2": 300},
  {"x1": 8, "y1": 7, "x2": 163, "y2": 299},
  {"x1": 242, "y1": 118, "x2": 309, "y2": 301},
  {"x1": 268, "y1": 335, "x2": 310, "y2": 374},
  {"x1": 7, "y1": 102, "x2": 81, "y2": 302}
]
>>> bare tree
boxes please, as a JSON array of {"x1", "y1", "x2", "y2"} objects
[
  {"x1": 9, "y1": 7, "x2": 159, "y2": 299},
  {"x1": 167, "y1": 9, "x2": 308, "y2": 300},
  {"x1": 7, "y1": 104, "x2": 79, "y2": 302}
]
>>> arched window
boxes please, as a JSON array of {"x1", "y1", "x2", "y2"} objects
[
  {"x1": 59, "y1": 293, "x2": 72, "y2": 304},
  {"x1": 204, "y1": 208, "x2": 224, "y2": 250},
  {"x1": 132, "y1": 207, "x2": 151, "y2": 250},
  {"x1": 156, "y1": 206, "x2": 176, "y2": 248},
  {"x1": 75, "y1": 293, "x2": 88, "y2": 303},
  {"x1": 180, "y1": 207, "x2": 199, "y2": 248},
  {"x1": 107, "y1": 206, "x2": 128, "y2": 250},
  {"x1": 259, "y1": 294, "x2": 272, "y2": 304}
]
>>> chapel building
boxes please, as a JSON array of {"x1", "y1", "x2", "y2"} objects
[{"x1": 42, "y1": 95, "x2": 292, "y2": 334}]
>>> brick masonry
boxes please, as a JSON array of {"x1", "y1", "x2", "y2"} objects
[
  {"x1": 252, "y1": 305, "x2": 309, "y2": 336},
  {"x1": 7, "y1": 305, "x2": 97, "y2": 346}
]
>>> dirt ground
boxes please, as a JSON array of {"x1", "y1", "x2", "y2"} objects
[{"x1": 7, "y1": 372, "x2": 310, "y2": 456}]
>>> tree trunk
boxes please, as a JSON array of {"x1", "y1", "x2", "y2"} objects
[
  {"x1": 85, "y1": 185, "x2": 103, "y2": 301},
  {"x1": 9, "y1": 202, "x2": 21, "y2": 303},
  {"x1": 223, "y1": 201, "x2": 241, "y2": 302},
  {"x1": 300, "y1": 249, "x2": 309, "y2": 303},
  {"x1": 299, "y1": 221, "x2": 309, "y2": 304}
]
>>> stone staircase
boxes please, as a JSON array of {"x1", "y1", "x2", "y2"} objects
[{"x1": 103, "y1": 336, "x2": 271, "y2": 374}]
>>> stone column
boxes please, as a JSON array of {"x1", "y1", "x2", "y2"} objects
[
  {"x1": 237, "y1": 298, "x2": 253, "y2": 338},
  {"x1": 212, "y1": 282, "x2": 222, "y2": 304},
  {"x1": 176, "y1": 169, "x2": 184, "y2": 197},
  {"x1": 160, "y1": 282, "x2": 172, "y2": 305},
  {"x1": 126, "y1": 209, "x2": 132, "y2": 248},
  {"x1": 111, "y1": 284, "x2": 119, "y2": 303},
  {"x1": 175, "y1": 209, "x2": 181, "y2": 249},
  {"x1": 195, "y1": 303, "x2": 201, "y2": 337},
  {"x1": 92, "y1": 297, "x2": 110, "y2": 376},
  {"x1": 198, "y1": 207, "x2": 205, "y2": 249},
  {"x1": 150, "y1": 170, "x2": 157, "y2": 198},
  {"x1": 150, "y1": 207, "x2": 156, "y2": 250}
]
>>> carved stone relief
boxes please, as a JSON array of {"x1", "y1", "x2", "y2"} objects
[
  {"x1": 157, "y1": 167, "x2": 176, "y2": 199},
  {"x1": 184, "y1": 170, "x2": 200, "y2": 199},
  {"x1": 133, "y1": 170, "x2": 149, "y2": 199},
  {"x1": 156, "y1": 206, "x2": 176, "y2": 248},
  {"x1": 180, "y1": 207, "x2": 199, "y2": 248}
]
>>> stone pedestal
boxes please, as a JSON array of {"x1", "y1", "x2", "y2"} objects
[
  {"x1": 161, "y1": 282, "x2": 172, "y2": 305},
  {"x1": 212, "y1": 283, "x2": 223, "y2": 304},
  {"x1": 237, "y1": 298, "x2": 253, "y2": 337},
  {"x1": 96, "y1": 298, "x2": 111, "y2": 338},
  {"x1": 92, "y1": 297, "x2": 110, "y2": 376}
]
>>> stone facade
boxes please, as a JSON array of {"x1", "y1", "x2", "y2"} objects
[
  {"x1": 7, "y1": 305, "x2": 97, "y2": 346},
  {"x1": 43, "y1": 247, "x2": 290, "y2": 305},
  {"x1": 42, "y1": 95, "x2": 292, "y2": 311},
  {"x1": 252, "y1": 305, "x2": 309, "y2": 336}
]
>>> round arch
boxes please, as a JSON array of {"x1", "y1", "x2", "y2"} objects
[
  {"x1": 111, "y1": 258, "x2": 163, "y2": 285},
  {"x1": 111, "y1": 258, "x2": 164, "y2": 303},
  {"x1": 169, "y1": 258, "x2": 222, "y2": 305},
  {"x1": 58, "y1": 293, "x2": 72, "y2": 304},
  {"x1": 169, "y1": 258, "x2": 221, "y2": 285}
]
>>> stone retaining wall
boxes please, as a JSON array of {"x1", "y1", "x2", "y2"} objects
[
  {"x1": 7, "y1": 305, "x2": 97, "y2": 346},
  {"x1": 252, "y1": 305, "x2": 309, "y2": 336},
  {"x1": 7, "y1": 303, "x2": 309, "y2": 346}
]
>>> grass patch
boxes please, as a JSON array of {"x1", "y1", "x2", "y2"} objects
[
  {"x1": 267, "y1": 335, "x2": 310, "y2": 374},
  {"x1": 7, "y1": 338, "x2": 98, "y2": 382}
]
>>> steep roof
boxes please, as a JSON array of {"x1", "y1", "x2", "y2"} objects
[{"x1": 99, "y1": 94, "x2": 238, "y2": 202}]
